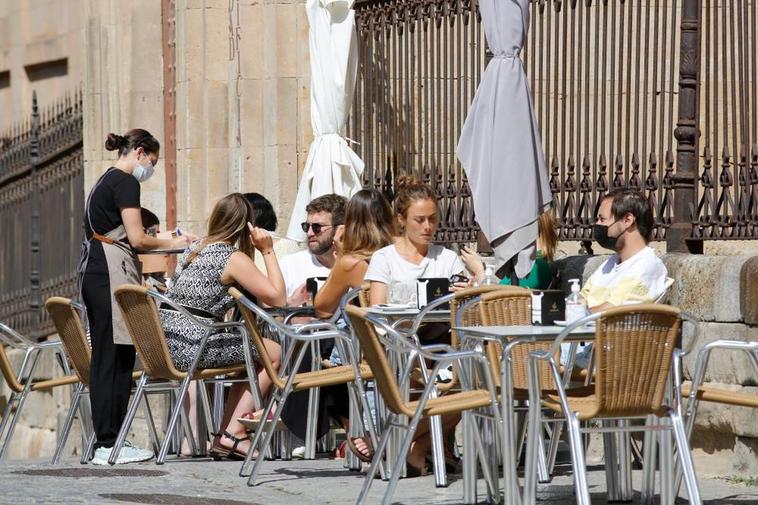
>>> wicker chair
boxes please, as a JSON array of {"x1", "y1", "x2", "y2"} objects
[
  {"x1": 229, "y1": 287, "x2": 377, "y2": 486},
  {"x1": 523, "y1": 304, "x2": 702, "y2": 505},
  {"x1": 113, "y1": 284, "x2": 251, "y2": 465},
  {"x1": 345, "y1": 305, "x2": 503, "y2": 505},
  {"x1": 45, "y1": 296, "x2": 160, "y2": 464},
  {"x1": 0, "y1": 321, "x2": 78, "y2": 460},
  {"x1": 358, "y1": 281, "x2": 371, "y2": 308}
]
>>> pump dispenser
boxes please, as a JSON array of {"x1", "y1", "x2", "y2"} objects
[{"x1": 565, "y1": 278, "x2": 587, "y2": 323}]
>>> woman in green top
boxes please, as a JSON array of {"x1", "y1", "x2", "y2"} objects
[{"x1": 461, "y1": 211, "x2": 558, "y2": 289}]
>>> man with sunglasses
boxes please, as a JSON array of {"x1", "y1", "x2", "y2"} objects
[{"x1": 279, "y1": 193, "x2": 347, "y2": 306}]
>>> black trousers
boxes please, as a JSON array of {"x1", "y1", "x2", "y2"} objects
[
  {"x1": 82, "y1": 271, "x2": 136, "y2": 448},
  {"x1": 281, "y1": 339, "x2": 350, "y2": 441}
]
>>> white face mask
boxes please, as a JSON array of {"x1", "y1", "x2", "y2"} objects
[{"x1": 133, "y1": 156, "x2": 154, "y2": 183}]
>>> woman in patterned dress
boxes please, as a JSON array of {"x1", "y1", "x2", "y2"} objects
[{"x1": 159, "y1": 193, "x2": 285, "y2": 458}]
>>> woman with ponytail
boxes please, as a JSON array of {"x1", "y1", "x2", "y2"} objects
[{"x1": 80, "y1": 129, "x2": 196, "y2": 465}]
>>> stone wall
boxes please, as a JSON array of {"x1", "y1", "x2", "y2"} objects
[
  {"x1": 83, "y1": 0, "x2": 312, "y2": 237},
  {"x1": 0, "y1": 0, "x2": 84, "y2": 131},
  {"x1": 558, "y1": 252, "x2": 758, "y2": 476}
]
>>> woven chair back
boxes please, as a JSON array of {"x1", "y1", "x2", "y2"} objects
[
  {"x1": 229, "y1": 288, "x2": 286, "y2": 390},
  {"x1": 113, "y1": 284, "x2": 184, "y2": 381},
  {"x1": 0, "y1": 344, "x2": 23, "y2": 393},
  {"x1": 45, "y1": 297, "x2": 92, "y2": 385},
  {"x1": 358, "y1": 282, "x2": 371, "y2": 308},
  {"x1": 593, "y1": 304, "x2": 681, "y2": 417},
  {"x1": 450, "y1": 286, "x2": 508, "y2": 348},
  {"x1": 478, "y1": 287, "x2": 553, "y2": 390},
  {"x1": 345, "y1": 305, "x2": 411, "y2": 417}
]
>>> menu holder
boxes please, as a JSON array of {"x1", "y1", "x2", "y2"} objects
[
  {"x1": 306, "y1": 276, "x2": 328, "y2": 301},
  {"x1": 416, "y1": 278, "x2": 450, "y2": 309},
  {"x1": 530, "y1": 289, "x2": 565, "y2": 325}
]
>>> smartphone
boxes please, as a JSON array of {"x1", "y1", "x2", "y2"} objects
[{"x1": 449, "y1": 274, "x2": 469, "y2": 284}]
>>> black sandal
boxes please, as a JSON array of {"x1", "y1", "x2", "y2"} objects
[{"x1": 210, "y1": 431, "x2": 249, "y2": 461}]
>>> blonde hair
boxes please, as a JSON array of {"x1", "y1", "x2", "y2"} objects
[
  {"x1": 341, "y1": 189, "x2": 395, "y2": 260},
  {"x1": 184, "y1": 193, "x2": 254, "y2": 266},
  {"x1": 394, "y1": 175, "x2": 436, "y2": 218},
  {"x1": 538, "y1": 210, "x2": 558, "y2": 261}
]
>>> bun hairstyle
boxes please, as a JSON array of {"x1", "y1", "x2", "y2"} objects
[
  {"x1": 104, "y1": 129, "x2": 160, "y2": 157},
  {"x1": 394, "y1": 175, "x2": 436, "y2": 218}
]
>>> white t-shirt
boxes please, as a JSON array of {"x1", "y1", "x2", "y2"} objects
[
  {"x1": 365, "y1": 244, "x2": 465, "y2": 286},
  {"x1": 581, "y1": 246, "x2": 670, "y2": 308},
  {"x1": 278, "y1": 249, "x2": 331, "y2": 297}
]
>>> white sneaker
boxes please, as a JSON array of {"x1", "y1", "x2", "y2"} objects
[
  {"x1": 291, "y1": 445, "x2": 306, "y2": 459},
  {"x1": 91, "y1": 441, "x2": 154, "y2": 465}
]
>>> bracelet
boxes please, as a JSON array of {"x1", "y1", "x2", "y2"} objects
[{"x1": 260, "y1": 250, "x2": 274, "y2": 256}]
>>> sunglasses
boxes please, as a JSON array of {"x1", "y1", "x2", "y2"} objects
[{"x1": 300, "y1": 222, "x2": 333, "y2": 234}]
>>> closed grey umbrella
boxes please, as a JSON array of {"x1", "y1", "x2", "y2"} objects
[{"x1": 457, "y1": 0, "x2": 552, "y2": 279}]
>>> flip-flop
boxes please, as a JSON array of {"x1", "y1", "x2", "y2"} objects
[{"x1": 344, "y1": 436, "x2": 374, "y2": 463}]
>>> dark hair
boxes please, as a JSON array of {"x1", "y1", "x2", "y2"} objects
[
  {"x1": 305, "y1": 194, "x2": 347, "y2": 226},
  {"x1": 604, "y1": 188, "x2": 654, "y2": 242},
  {"x1": 140, "y1": 208, "x2": 160, "y2": 229},
  {"x1": 342, "y1": 189, "x2": 395, "y2": 260},
  {"x1": 394, "y1": 175, "x2": 436, "y2": 218},
  {"x1": 105, "y1": 128, "x2": 160, "y2": 157},
  {"x1": 243, "y1": 193, "x2": 278, "y2": 231}
]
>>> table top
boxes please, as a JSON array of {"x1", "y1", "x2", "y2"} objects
[
  {"x1": 454, "y1": 324, "x2": 595, "y2": 338},
  {"x1": 366, "y1": 305, "x2": 451, "y2": 317},
  {"x1": 141, "y1": 248, "x2": 187, "y2": 255}
]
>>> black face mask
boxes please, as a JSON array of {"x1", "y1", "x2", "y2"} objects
[{"x1": 592, "y1": 223, "x2": 618, "y2": 250}]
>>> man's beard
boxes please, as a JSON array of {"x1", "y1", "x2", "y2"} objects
[{"x1": 308, "y1": 232, "x2": 335, "y2": 256}]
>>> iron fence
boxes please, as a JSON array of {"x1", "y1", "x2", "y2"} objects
[
  {"x1": 0, "y1": 90, "x2": 84, "y2": 339},
  {"x1": 349, "y1": 0, "x2": 758, "y2": 246}
]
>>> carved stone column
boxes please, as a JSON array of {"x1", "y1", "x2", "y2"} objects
[{"x1": 670, "y1": 0, "x2": 703, "y2": 253}]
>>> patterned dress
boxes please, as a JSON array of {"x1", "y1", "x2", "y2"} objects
[{"x1": 160, "y1": 242, "x2": 255, "y2": 371}]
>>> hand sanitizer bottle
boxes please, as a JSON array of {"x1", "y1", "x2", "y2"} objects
[
  {"x1": 481, "y1": 263, "x2": 497, "y2": 286},
  {"x1": 565, "y1": 278, "x2": 587, "y2": 323}
]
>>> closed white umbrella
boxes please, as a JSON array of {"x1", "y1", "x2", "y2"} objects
[
  {"x1": 457, "y1": 0, "x2": 552, "y2": 278},
  {"x1": 286, "y1": 0, "x2": 364, "y2": 241}
]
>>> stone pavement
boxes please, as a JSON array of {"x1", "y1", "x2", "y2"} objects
[{"x1": 0, "y1": 456, "x2": 756, "y2": 505}]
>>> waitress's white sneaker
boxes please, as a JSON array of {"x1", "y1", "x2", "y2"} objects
[{"x1": 91, "y1": 441, "x2": 153, "y2": 465}]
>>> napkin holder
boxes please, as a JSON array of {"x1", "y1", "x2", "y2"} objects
[
  {"x1": 416, "y1": 278, "x2": 450, "y2": 309},
  {"x1": 530, "y1": 289, "x2": 565, "y2": 325}
]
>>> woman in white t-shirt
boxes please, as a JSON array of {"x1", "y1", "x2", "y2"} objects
[
  {"x1": 364, "y1": 175, "x2": 465, "y2": 476},
  {"x1": 365, "y1": 176, "x2": 465, "y2": 306}
]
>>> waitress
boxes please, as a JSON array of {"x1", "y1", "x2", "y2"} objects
[{"x1": 80, "y1": 129, "x2": 194, "y2": 465}]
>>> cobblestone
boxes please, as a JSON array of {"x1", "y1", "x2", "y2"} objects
[{"x1": 0, "y1": 456, "x2": 756, "y2": 504}]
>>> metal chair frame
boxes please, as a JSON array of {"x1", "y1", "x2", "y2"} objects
[
  {"x1": 45, "y1": 296, "x2": 167, "y2": 465},
  {"x1": 231, "y1": 289, "x2": 379, "y2": 486},
  {"x1": 348, "y1": 307, "x2": 504, "y2": 505},
  {"x1": 665, "y1": 339, "x2": 758, "y2": 503},
  {"x1": 0, "y1": 321, "x2": 74, "y2": 460},
  {"x1": 523, "y1": 306, "x2": 702, "y2": 505},
  {"x1": 110, "y1": 286, "x2": 257, "y2": 465}
]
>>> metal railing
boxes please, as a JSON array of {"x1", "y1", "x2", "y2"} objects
[
  {"x1": 0, "y1": 90, "x2": 84, "y2": 339},
  {"x1": 349, "y1": 0, "x2": 758, "y2": 248}
]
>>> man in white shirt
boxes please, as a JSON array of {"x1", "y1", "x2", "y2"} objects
[
  {"x1": 582, "y1": 188, "x2": 669, "y2": 310},
  {"x1": 278, "y1": 194, "x2": 347, "y2": 306},
  {"x1": 568, "y1": 188, "x2": 670, "y2": 368},
  {"x1": 278, "y1": 194, "x2": 347, "y2": 458}
]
